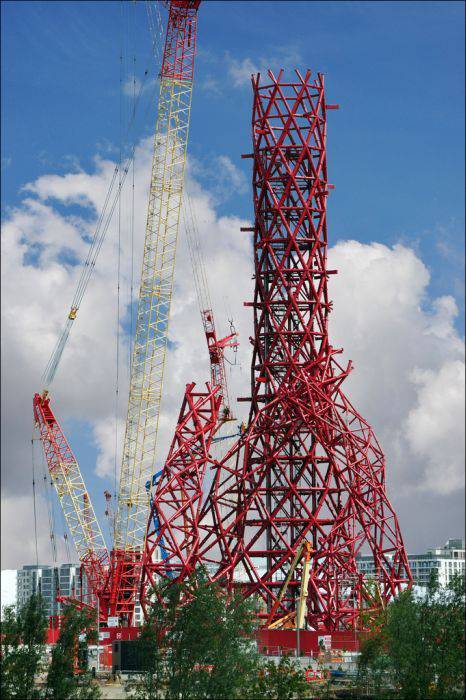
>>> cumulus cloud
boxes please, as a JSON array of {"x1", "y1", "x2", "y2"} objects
[
  {"x1": 93, "y1": 416, "x2": 126, "y2": 480},
  {"x1": 405, "y1": 360, "x2": 465, "y2": 494},
  {"x1": 187, "y1": 154, "x2": 247, "y2": 204},
  {"x1": 1, "y1": 142, "x2": 464, "y2": 569},
  {"x1": 199, "y1": 75, "x2": 222, "y2": 96},
  {"x1": 1, "y1": 137, "x2": 252, "y2": 568},
  {"x1": 228, "y1": 56, "x2": 260, "y2": 88},
  {"x1": 329, "y1": 240, "x2": 465, "y2": 498}
]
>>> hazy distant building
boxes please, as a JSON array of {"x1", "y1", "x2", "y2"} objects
[
  {"x1": 16, "y1": 563, "x2": 89, "y2": 617},
  {"x1": 12, "y1": 539, "x2": 465, "y2": 621},
  {"x1": 356, "y1": 538, "x2": 465, "y2": 587}
]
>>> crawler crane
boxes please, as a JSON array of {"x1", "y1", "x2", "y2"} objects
[{"x1": 33, "y1": 0, "x2": 202, "y2": 626}]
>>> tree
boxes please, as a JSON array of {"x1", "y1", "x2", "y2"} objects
[
  {"x1": 167, "y1": 570, "x2": 261, "y2": 699},
  {"x1": 0, "y1": 593, "x2": 48, "y2": 699},
  {"x1": 427, "y1": 572, "x2": 465, "y2": 699},
  {"x1": 45, "y1": 604, "x2": 101, "y2": 700},
  {"x1": 250, "y1": 654, "x2": 309, "y2": 700},
  {"x1": 358, "y1": 572, "x2": 465, "y2": 699},
  {"x1": 129, "y1": 569, "x2": 262, "y2": 699},
  {"x1": 130, "y1": 569, "x2": 313, "y2": 699},
  {"x1": 126, "y1": 615, "x2": 166, "y2": 699}
]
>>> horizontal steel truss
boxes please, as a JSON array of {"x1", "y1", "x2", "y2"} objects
[{"x1": 142, "y1": 69, "x2": 412, "y2": 631}]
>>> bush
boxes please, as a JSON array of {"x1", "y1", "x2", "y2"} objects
[
  {"x1": 0, "y1": 594, "x2": 47, "y2": 699},
  {"x1": 358, "y1": 573, "x2": 465, "y2": 699}
]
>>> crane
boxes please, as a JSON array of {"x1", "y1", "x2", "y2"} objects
[
  {"x1": 33, "y1": 392, "x2": 110, "y2": 620},
  {"x1": 266, "y1": 541, "x2": 314, "y2": 630},
  {"x1": 33, "y1": 0, "x2": 202, "y2": 626},
  {"x1": 183, "y1": 192, "x2": 238, "y2": 423},
  {"x1": 114, "y1": 0, "x2": 201, "y2": 558}
]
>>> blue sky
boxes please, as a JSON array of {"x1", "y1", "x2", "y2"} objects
[
  {"x1": 2, "y1": 1, "x2": 464, "y2": 565},
  {"x1": 3, "y1": 1, "x2": 464, "y2": 320}
]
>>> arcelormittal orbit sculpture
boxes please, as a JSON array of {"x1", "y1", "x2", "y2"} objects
[{"x1": 141, "y1": 69, "x2": 412, "y2": 632}]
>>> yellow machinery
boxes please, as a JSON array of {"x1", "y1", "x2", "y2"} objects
[{"x1": 267, "y1": 541, "x2": 314, "y2": 630}]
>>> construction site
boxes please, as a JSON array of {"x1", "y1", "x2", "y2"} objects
[{"x1": 6, "y1": 0, "x2": 426, "y2": 696}]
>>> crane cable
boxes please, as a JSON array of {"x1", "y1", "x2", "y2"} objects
[
  {"x1": 39, "y1": 447, "x2": 57, "y2": 565},
  {"x1": 182, "y1": 193, "x2": 240, "y2": 385},
  {"x1": 42, "y1": 15, "x2": 163, "y2": 390},
  {"x1": 182, "y1": 192, "x2": 213, "y2": 319},
  {"x1": 31, "y1": 436, "x2": 40, "y2": 568},
  {"x1": 113, "y1": 0, "x2": 125, "y2": 535},
  {"x1": 146, "y1": 0, "x2": 165, "y2": 62}
]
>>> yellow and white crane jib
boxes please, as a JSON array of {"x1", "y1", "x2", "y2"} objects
[{"x1": 115, "y1": 5, "x2": 198, "y2": 553}]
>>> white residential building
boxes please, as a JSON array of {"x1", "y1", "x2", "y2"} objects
[
  {"x1": 414, "y1": 538, "x2": 465, "y2": 587},
  {"x1": 356, "y1": 538, "x2": 465, "y2": 587}
]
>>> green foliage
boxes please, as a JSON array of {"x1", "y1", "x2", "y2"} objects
[
  {"x1": 45, "y1": 604, "x2": 101, "y2": 700},
  {"x1": 126, "y1": 618, "x2": 165, "y2": 699},
  {"x1": 358, "y1": 573, "x2": 466, "y2": 699},
  {"x1": 166, "y1": 570, "x2": 259, "y2": 699},
  {"x1": 128, "y1": 569, "x2": 310, "y2": 699},
  {"x1": 0, "y1": 594, "x2": 47, "y2": 699},
  {"x1": 250, "y1": 654, "x2": 309, "y2": 700}
]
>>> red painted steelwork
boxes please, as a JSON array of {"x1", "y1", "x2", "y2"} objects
[
  {"x1": 34, "y1": 394, "x2": 143, "y2": 626},
  {"x1": 161, "y1": 1, "x2": 200, "y2": 81},
  {"x1": 142, "y1": 69, "x2": 411, "y2": 632},
  {"x1": 141, "y1": 382, "x2": 221, "y2": 613},
  {"x1": 201, "y1": 309, "x2": 238, "y2": 420},
  {"x1": 33, "y1": 0, "x2": 202, "y2": 628},
  {"x1": 33, "y1": 392, "x2": 111, "y2": 622}
]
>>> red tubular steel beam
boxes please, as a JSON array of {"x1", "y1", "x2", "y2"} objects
[
  {"x1": 142, "y1": 69, "x2": 412, "y2": 631},
  {"x1": 140, "y1": 383, "x2": 222, "y2": 614}
]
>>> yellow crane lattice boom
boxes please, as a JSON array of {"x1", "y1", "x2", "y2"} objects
[{"x1": 115, "y1": 0, "x2": 201, "y2": 552}]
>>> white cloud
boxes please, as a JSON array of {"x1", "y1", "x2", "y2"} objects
[
  {"x1": 185, "y1": 154, "x2": 247, "y2": 203},
  {"x1": 329, "y1": 240, "x2": 465, "y2": 496},
  {"x1": 406, "y1": 360, "x2": 465, "y2": 494},
  {"x1": 122, "y1": 76, "x2": 158, "y2": 97},
  {"x1": 1, "y1": 493, "x2": 71, "y2": 570},
  {"x1": 228, "y1": 56, "x2": 259, "y2": 88},
  {"x1": 1, "y1": 137, "x2": 252, "y2": 568},
  {"x1": 1, "y1": 570, "x2": 17, "y2": 615},
  {"x1": 1, "y1": 143, "x2": 464, "y2": 569},
  {"x1": 200, "y1": 75, "x2": 222, "y2": 96},
  {"x1": 226, "y1": 45, "x2": 303, "y2": 88},
  {"x1": 93, "y1": 416, "x2": 126, "y2": 480}
]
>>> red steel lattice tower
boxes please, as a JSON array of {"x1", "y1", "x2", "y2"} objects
[{"x1": 142, "y1": 69, "x2": 412, "y2": 631}]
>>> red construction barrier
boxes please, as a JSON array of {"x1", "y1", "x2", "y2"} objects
[{"x1": 257, "y1": 628, "x2": 361, "y2": 655}]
